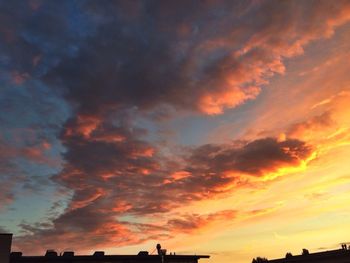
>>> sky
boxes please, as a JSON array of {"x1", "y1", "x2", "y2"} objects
[{"x1": 1, "y1": 1, "x2": 350, "y2": 262}]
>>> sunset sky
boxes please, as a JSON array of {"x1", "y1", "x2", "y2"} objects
[{"x1": 1, "y1": 1, "x2": 350, "y2": 263}]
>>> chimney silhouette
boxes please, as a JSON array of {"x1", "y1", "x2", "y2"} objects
[
  {"x1": 0, "y1": 234, "x2": 12, "y2": 263},
  {"x1": 156, "y1": 244, "x2": 162, "y2": 255}
]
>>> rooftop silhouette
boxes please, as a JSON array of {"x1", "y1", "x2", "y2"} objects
[
  {"x1": 254, "y1": 244, "x2": 350, "y2": 263},
  {"x1": 1, "y1": 233, "x2": 209, "y2": 263}
]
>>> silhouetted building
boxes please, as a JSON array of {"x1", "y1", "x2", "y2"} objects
[
  {"x1": 10, "y1": 253, "x2": 209, "y2": 263},
  {"x1": 1, "y1": 233, "x2": 209, "y2": 263},
  {"x1": 0, "y1": 234, "x2": 12, "y2": 263},
  {"x1": 267, "y1": 246, "x2": 350, "y2": 263}
]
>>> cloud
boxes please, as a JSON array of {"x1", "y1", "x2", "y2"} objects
[
  {"x1": 1, "y1": 0, "x2": 349, "y2": 254},
  {"x1": 286, "y1": 90, "x2": 350, "y2": 147},
  {"x1": 166, "y1": 207, "x2": 280, "y2": 235},
  {"x1": 42, "y1": 0, "x2": 350, "y2": 115},
  {"x1": 187, "y1": 138, "x2": 313, "y2": 177},
  {"x1": 2, "y1": 1, "x2": 350, "y2": 115},
  {"x1": 287, "y1": 111, "x2": 334, "y2": 139},
  {"x1": 167, "y1": 210, "x2": 237, "y2": 234},
  {"x1": 0, "y1": 132, "x2": 60, "y2": 210},
  {"x1": 12, "y1": 134, "x2": 314, "y2": 252},
  {"x1": 0, "y1": 179, "x2": 15, "y2": 210}
]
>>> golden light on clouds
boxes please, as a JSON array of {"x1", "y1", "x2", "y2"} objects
[{"x1": 2, "y1": 2, "x2": 350, "y2": 263}]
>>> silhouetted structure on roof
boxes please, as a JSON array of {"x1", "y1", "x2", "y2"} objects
[
  {"x1": 255, "y1": 244, "x2": 350, "y2": 263},
  {"x1": 1, "y1": 233, "x2": 209, "y2": 263},
  {"x1": 0, "y1": 234, "x2": 12, "y2": 263},
  {"x1": 252, "y1": 256, "x2": 268, "y2": 263}
]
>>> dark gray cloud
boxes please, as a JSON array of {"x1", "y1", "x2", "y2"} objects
[
  {"x1": 3, "y1": 1, "x2": 349, "y2": 115},
  {"x1": 188, "y1": 138, "x2": 312, "y2": 176}
]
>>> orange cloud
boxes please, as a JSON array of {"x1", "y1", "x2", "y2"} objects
[
  {"x1": 287, "y1": 111, "x2": 334, "y2": 139},
  {"x1": 167, "y1": 210, "x2": 237, "y2": 234},
  {"x1": 199, "y1": 86, "x2": 260, "y2": 115},
  {"x1": 193, "y1": 1, "x2": 350, "y2": 115},
  {"x1": 285, "y1": 90, "x2": 350, "y2": 152},
  {"x1": 75, "y1": 115, "x2": 101, "y2": 138}
]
